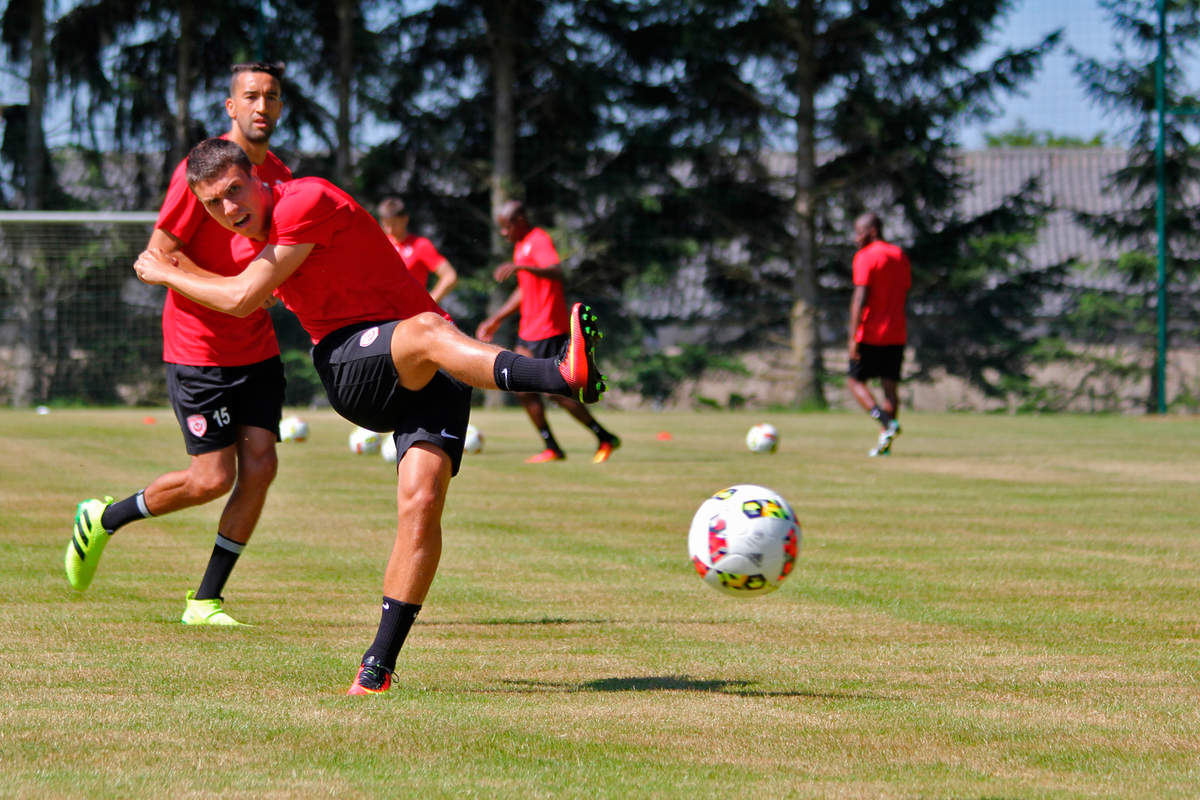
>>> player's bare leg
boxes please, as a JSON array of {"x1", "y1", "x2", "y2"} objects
[
  {"x1": 548, "y1": 394, "x2": 621, "y2": 463},
  {"x1": 350, "y1": 443, "x2": 451, "y2": 695}
]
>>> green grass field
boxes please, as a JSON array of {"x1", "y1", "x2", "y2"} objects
[{"x1": 1, "y1": 407, "x2": 1198, "y2": 798}]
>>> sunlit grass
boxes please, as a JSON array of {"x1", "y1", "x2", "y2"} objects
[{"x1": 1, "y1": 407, "x2": 1198, "y2": 798}]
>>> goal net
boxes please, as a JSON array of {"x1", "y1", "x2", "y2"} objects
[{"x1": 0, "y1": 211, "x2": 164, "y2": 407}]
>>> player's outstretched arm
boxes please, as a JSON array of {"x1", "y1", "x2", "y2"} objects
[{"x1": 134, "y1": 241, "x2": 315, "y2": 317}]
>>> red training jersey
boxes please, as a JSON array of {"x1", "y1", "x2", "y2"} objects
[
  {"x1": 155, "y1": 141, "x2": 291, "y2": 366},
  {"x1": 248, "y1": 178, "x2": 448, "y2": 344},
  {"x1": 386, "y1": 233, "x2": 444, "y2": 290},
  {"x1": 852, "y1": 240, "x2": 911, "y2": 346},
  {"x1": 513, "y1": 227, "x2": 568, "y2": 341}
]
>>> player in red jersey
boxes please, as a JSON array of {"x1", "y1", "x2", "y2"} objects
[
  {"x1": 376, "y1": 197, "x2": 458, "y2": 304},
  {"x1": 847, "y1": 212, "x2": 912, "y2": 457},
  {"x1": 476, "y1": 200, "x2": 620, "y2": 464},
  {"x1": 132, "y1": 138, "x2": 607, "y2": 694},
  {"x1": 66, "y1": 63, "x2": 292, "y2": 625}
]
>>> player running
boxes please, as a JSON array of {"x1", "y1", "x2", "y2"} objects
[
  {"x1": 132, "y1": 137, "x2": 607, "y2": 695},
  {"x1": 376, "y1": 197, "x2": 458, "y2": 304},
  {"x1": 476, "y1": 200, "x2": 620, "y2": 463},
  {"x1": 65, "y1": 62, "x2": 291, "y2": 625}
]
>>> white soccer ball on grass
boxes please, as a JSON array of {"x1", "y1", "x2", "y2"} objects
[
  {"x1": 464, "y1": 424, "x2": 484, "y2": 454},
  {"x1": 688, "y1": 484, "x2": 800, "y2": 598},
  {"x1": 745, "y1": 422, "x2": 779, "y2": 453},
  {"x1": 279, "y1": 416, "x2": 309, "y2": 442},
  {"x1": 348, "y1": 426, "x2": 382, "y2": 455}
]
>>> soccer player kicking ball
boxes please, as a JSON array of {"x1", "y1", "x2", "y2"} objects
[{"x1": 132, "y1": 137, "x2": 607, "y2": 695}]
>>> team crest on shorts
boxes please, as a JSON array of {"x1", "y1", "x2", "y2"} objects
[
  {"x1": 359, "y1": 327, "x2": 380, "y2": 347},
  {"x1": 187, "y1": 414, "x2": 208, "y2": 437}
]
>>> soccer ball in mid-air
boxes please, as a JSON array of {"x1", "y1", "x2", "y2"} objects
[
  {"x1": 279, "y1": 416, "x2": 309, "y2": 442},
  {"x1": 688, "y1": 484, "x2": 800, "y2": 598},
  {"x1": 380, "y1": 434, "x2": 398, "y2": 463},
  {"x1": 464, "y1": 424, "x2": 484, "y2": 454},
  {"x1": 745, "y1": 422, "x2": 779, "y2": 453},
  {"x1": 348, "y1": 426, "x2": 382, "y2": 455}
]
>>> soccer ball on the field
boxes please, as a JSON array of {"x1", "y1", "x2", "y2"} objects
[
  {"x1": 688, "y1": 484, "x2": 800, "y2": 598},
  {"x1": 745, "y1": 422, "x2": 779, "y2": 453},
  {"x1": 464, "y1": 424, "x2": 484, "y2": 454},
  {"x1": 348, "y1": 426, "x2": 382, "y2": 455},
  {"x1": 279, "y1": 416, "x2": 309, "y2": 442},
  {"x1": 380, "y1": 434, "x2": 398, "y2": 463}
]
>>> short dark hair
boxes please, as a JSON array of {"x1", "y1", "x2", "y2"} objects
[
  {"x1": 498, "y1": 199, "x2": 527, "y2": 224},
  {"x1": 186, "y1": 137, "x2": 252, "y2": 189},
  {"x1": 230, "y1": 61, "x2": 285, "y2": 96},
  {"x1": 377, "y1": 197, "x2": 407, "y2": 218}
]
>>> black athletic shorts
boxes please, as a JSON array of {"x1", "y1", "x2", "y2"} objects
[
  {"x1": 312, "y1": 320, "x2": 473, "y2": 476},
  {"x1": 516, "y1": 333, "x2": 568, "y2": 361},
  {"x1": 848, "y1": 343, "x2": 905, "y2": 382},
  {"x1": 167, "y1": 356, "x2": 286, "y2": 456}
]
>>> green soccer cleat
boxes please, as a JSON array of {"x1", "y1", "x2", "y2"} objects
[
  {"x1": 868, "y1": 420, "x2": 900, "y2": 457},
  {"x1": 65, "y1": 497, "x2": 114, "y2": 591},
  {"x1": 181, "y1": 590, "x2": 247, "y2": 626},
  {"x1": 557, "y1": 303, "x2": 607, "y2": 403}
]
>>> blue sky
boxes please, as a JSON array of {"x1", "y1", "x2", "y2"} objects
[{"x1": 962, "y1": 0, "x2": 1128, "y2": 146}]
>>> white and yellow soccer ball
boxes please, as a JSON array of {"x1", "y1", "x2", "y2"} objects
[
  {"x1": 380, "y1": 434, "x2": 398, "y2": 463},
  {"x1": 464, "y1": 424, "x2": 484, "y2": 454},
  {"x1": 745, "y1": 422, "x2": 779, "y2": 453},
  {"x1": 348, "y1": 426, "x2": 382, "y2": 455},
  {"x1": 279, "y1": 416, "x2": 309, "y2": 442},
  {"x1": 688, "y1": 484, "x2": 800, "y2": 598}
]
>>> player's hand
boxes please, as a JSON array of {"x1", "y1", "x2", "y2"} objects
[
  {"x1": 492, "y1": 262, "x2": 516, "y2": 282},
  {"x1": 476, "y1": 318, "x2": 498, "y2": 342},
  {"x1": 133, "y1": 248, "x2": 179, "y2": 285},
  {"x1": 848, "y1": 340, "x2": 860, "y2": 361}
]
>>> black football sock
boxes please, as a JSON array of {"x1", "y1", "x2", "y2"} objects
[
  {"x1": 194, "y1": 534, "x2": 244, "y2": 600},
  {"x1": 362, "y1": 597, "x2": 422, "y2": 673},
  {"x1": 587, "y1": 422, "x2": 616, "y2": 442},
  {"x1": 493, "y1": 351, "x2": 569, "y2": 395},
  {"x1": 538, "y1": 427, "x2": 563, "y2": 454},
  {"x1": 869, "y1": 405, "x2": 893, "y2": 428},
  {"x1": 100, "y1": 490, "x2": 152, "y2": 533}
]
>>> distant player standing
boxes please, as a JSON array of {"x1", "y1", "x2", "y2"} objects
[
  {"x1": 132, "y1": 138, "x2": 608, "y2": 694},
  {"x1": 376, "y1": 197, "x2": 458, "y2": 304},
  {"x1": 476, "y1": 200, "x2": 620, "y2": 463},
  {"x1": 846, "y1": 212, "x2": 911, "y2": 457},
  {"x1": 65, "y1": 63, "x2": 291, "y2": 625}
]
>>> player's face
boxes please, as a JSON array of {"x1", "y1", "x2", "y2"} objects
[
  {"x1": 380, "y1": 214, "x2": 407, "y2": 238},
  {"x1": 193, "y1": 165, "x2": 269, "y2": 240},
  {"x1": 497, "y1": 213, "x2": 526, "y2": 244},
  {"x1": 226, "y1": 71, "x2": 283, "y2": 144},
  {"x1": 854, "y1": 220, "x2": 873, "y2": 249}
]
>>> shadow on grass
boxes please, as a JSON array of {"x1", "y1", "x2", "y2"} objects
[{"x1": 492, "y1": 675, "x2": 889, "y2": 700}]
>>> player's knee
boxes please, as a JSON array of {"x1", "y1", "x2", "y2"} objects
[
  {"x1": 188, "y1": 468, "x2": 235, "y2": 502},
  {"x1": 239, "y1": 447, "x2": 278, "y2": 487}
]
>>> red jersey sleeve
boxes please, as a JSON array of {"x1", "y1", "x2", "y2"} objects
[
  {"x1": 270, "y1": 182, "x2": 353, "y2": 247},
  {"x1": 411, "y1": 236, "x2": 444, "y2": 269},
  {"x1": 852, "y1": 248, "x2": 875, "y2": 287}
]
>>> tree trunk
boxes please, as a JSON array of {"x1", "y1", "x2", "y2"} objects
[
  {"x1": 26, "y1": 0, "x2": 47, "y2": 210},
  {"x1": 788, "y1": 0, "x2": 825, "y2": 408},
  {"x1": 484, "y1": 1, "x2": 518, "y2": 408},
  {"x1": 335, "y1": 0, "x2": 354, "y2": 186},
  {"x1": 172, "y1": 1, "x2": 193, "y2": 168}
]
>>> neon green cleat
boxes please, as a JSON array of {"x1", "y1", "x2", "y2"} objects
[
  {"x1": 65, "y1": 497, "x2": 114, "y2": 591},
  {"x1": 181, "y1": 590, "x2": 248, "y2": 626}
]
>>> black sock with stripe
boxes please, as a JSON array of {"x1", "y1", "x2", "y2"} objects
[
  {"x1": 194, "y1": 534, "x2": 244, "y2": 600},
  {"x1": 100, "y1": 490, "x2": 152, "y2": 533}
]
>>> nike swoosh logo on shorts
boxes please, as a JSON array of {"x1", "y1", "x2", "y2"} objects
[{"x1": 440, "y1": 429, "x2": 460, "y2": 439}]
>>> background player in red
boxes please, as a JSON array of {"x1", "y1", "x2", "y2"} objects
[
  {"x1": 376, "y1": 197, "x2": 458, "y2": 304},
  {"x1": 847, "y1": 212, "x2": 911, "y2": 457},
  {"x1": 66, "y1": 63, "x2": 291, "y2": 626},
  {"x1": 131, "y1": 138, "x2": 608, "y2": 694},
  {"x1": 476, "y1": 200, "x2": 620, "y2": 464}
]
